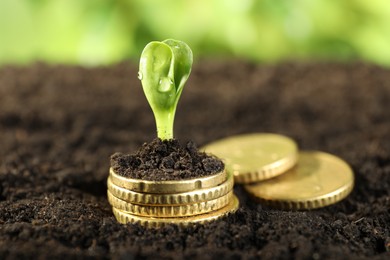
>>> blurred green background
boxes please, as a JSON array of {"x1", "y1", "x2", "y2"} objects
[{"x1": 1, "y1": 0, "x2": 390, "y2": 66}]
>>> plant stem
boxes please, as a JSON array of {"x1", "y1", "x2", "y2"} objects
[{"x1": 155, "y1": 110, "x2": 175, "y2": 140}]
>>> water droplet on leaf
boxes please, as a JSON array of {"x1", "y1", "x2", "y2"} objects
[
  {"x1": 158, "y1": 78, "x2": 174, "y2": 92},
  {"x1": 137, "y1": 71, "x2": 143, "y2": 80}
]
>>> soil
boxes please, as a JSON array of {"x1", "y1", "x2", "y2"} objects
[
  {"x1": 111, "y1": 138, "x2": 224, "y2": 181},
  {"x1": 0, "y1": 61, "x2": 389, "y2": 259}
]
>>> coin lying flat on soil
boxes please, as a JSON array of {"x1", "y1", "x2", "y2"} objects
[
  {"x1": 112, "y1": 195, "x2": 240, "y2": 228},
  {"x1": 109, "y1": 167, "x2": 227, "y2": 193},
  {"x1": 202, "y1": 133, "x2": 298, "y2": 184},
  {"x1": 107, "y1": 172, "x2": 234, "y2": 205},
  {"x1": 244, "y1": 151, "x2": 354, "y2": 210}
]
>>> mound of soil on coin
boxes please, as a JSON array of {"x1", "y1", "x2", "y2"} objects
[
  {"x1": 0, "y1": 61, "x2": 389, "y2": 259},
  {"x1": 111, "y1": 138, "x2": 224, "y2": 181}
]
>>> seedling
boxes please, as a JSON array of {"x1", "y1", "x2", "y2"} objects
[{"x1": 138, "y1": 39, "x2": 193, "y2": 140}]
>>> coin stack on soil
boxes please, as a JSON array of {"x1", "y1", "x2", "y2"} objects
[
  {"x1": 202, "y1": 133, "x2": 354, "y2": 210},
  {"x1": 107, "y1": 167, "x2": 238, "y2": 228}
]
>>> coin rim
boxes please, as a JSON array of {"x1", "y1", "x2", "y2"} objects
[
  {"x1": 202, "y1": 133, "x2": 298, "y2": 184},
  {"x1": 107, "y1": 172, "x2": 234, "y2": 205},
  {"x1": 109, "y1": 167, "x2": 227, "y2": 193},
  {"x1": 252, "y1": 181, "x2": 354, "y2": 210},
  {"x1": 111, "y1": 195, "x2": 239, "y2": 228},
  {"x1": 244, "y1": 151, "x2": 355, "y2": 210},
  {"x1": 107, "y1": 190, "x2": 233, "y2": 217},
  {"x1": 234, "y1": 152, "x2": 297, "y2": 184}
]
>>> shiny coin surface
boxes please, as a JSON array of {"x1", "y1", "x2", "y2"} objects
[
  {"x1": 202, "y1": 133, "x2": 298, "y2": 184},
  {"x1": 108, "y1": 190, "x2": 233, "y2": 217},
  {"x1": 109, "y1": 167, "x2": 227, "y2": 194},
  {"x1": 107, "y1": 172, "x2": 234, "y2": 205},
  {"x1": 244, "y1": 151, "x2": 354, "y2": 210},
  {"x1": 112, "y1": 195, "x2": 239, "y2": 228}
]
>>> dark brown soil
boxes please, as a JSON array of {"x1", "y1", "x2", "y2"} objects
[
  {"x1": 0, "y1": 61, "x2": 389, "y2": 259},
  {"x1": 111, "y1": 138, "x2": 224, "y2": 181}
]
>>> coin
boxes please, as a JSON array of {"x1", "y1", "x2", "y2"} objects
[
  {"x1": 112, "y1": 195, "x2": 239, "y2": 228},
  {"x1": 107, "y1": 190, "x2": 233, "y2": 217},
  {"x1": 202, "y1": 133, "x2": 298, "y2": 184},
  {"x1": 107, "y1": 172, "x2": 234, "y2": 205},
  {"x1": 244, "y1": 151, "x2": 354, "y2": 210},
  {"x1": 109, "y1": 167, "x2": 227, "y2": 193}
]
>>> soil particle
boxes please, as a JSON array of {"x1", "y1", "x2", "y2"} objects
[
  {"x1": 0, "y1": 61, "x2": 389, "y2": 259},
  {"x1": 111, "y1": 138, "x2": 224, "y2": 181}
]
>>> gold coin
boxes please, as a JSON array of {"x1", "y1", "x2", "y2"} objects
[
  {"x1": 202, "y1": 133, "x2": 298, "y2": 184},
  {"x1": 109, "y1": 167, "x2": 227, "y2": 194},
  {"x1": 244, "y1": 151, "x2": 354, "y2": 210},
  {"x1": 112, "y1": 195, "x2": 239, "y2": 228},
  {"x1": 107, "y1": 190, "x2": 233, "y2": 217},
  {"x1": 107, "y1": 172, "x2": 234, "y2": 205}
]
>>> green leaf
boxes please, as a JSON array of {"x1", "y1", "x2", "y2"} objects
[
  {"x1": 163, "y1": 39, "x2": 193, "y2": 94},
  {"x1": 139, "y1": 39, "x2": 193, "y2": 140}
]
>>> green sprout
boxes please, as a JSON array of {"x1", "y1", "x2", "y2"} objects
[{"x1": 138, "y1": 39, "x2": 193, "y2": 140}]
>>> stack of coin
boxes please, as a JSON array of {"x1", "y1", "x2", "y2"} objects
[
  {"x1": 202, "y1": 133, "x2": 354, "y2": 210},
  {"x1": 107, "y1": 168, "x2": 238, "y2": 228}
]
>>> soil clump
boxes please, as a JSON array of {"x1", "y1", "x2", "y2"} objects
[{"x1": 111, "y1": 138, "x2": 224, "y2": 181}]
